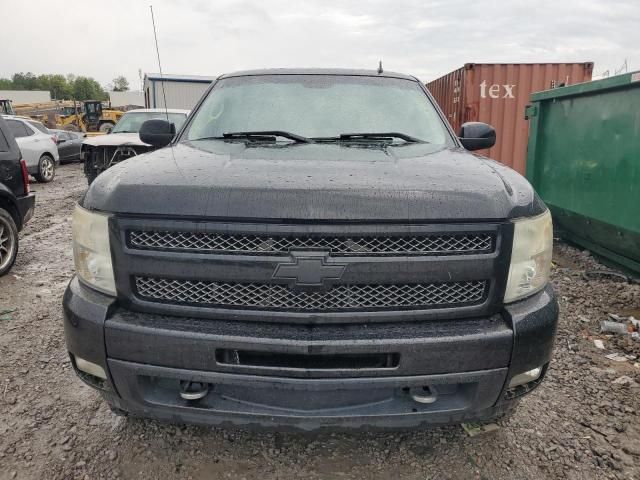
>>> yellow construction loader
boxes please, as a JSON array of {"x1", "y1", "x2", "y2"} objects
[{"x1": 57, "y1": 101, "x2": 124, "y2": 133}]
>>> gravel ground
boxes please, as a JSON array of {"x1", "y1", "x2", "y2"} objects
[{"x1": 1, "y1": 163, "x2": 639, "y2": 480}]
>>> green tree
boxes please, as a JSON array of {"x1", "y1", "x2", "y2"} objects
[
  {"x1": 35, "y1": 74, "x2": 71, "y2": 99},
  {"x1": 12, "y1": 72, "x2": 38, "y2": 90},
  {"x1": 110, "y1": 75, "x2": 130, "y2": 92},
  {"x1": 0, "y1": 72, "x2": 109, "y2": 101},
  {"x1": 71, "y1": 76, "x2": 107, "y2": 101}
]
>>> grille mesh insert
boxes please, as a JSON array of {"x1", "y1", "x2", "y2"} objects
[
  {"x1": 129, "y1": 231, "x2": 493, "y2": 256},
  {"x1": 135, "y1": 277, "x2": 487, "y2": 311}
]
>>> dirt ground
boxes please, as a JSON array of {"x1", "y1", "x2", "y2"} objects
[{"x1": 1, "y1": 163, "x2": 639, "y2": 480}]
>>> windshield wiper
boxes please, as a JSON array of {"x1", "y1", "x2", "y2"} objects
[
  {"x1": 222, "y1": 131, "x2": 312, "y2": 144},
  {"x1": 314, "y1": 133, "x2": 425, "y2": 143}
]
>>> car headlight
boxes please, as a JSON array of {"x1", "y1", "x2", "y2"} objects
[
  {"x1": 72, "y1": 204, "x2": 116, "y2": 296},
  {"x1": 504, "y1": 210, "x2": 553, "y2": 303}
]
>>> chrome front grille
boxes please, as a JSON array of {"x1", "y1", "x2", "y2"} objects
[
  {"x1": 135, "y1": 277, "x2": 487, "y2": 312},
  {"x1": 129, "y1": 230, "x2": 493, "y2": 256}
]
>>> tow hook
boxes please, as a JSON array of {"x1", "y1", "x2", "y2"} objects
[
  {"x1": 179, "y1": 380, "x2": 210, "y2": 401},
  {"x1": 409, "y1": 386, "x2": 438, "y2": 404}
]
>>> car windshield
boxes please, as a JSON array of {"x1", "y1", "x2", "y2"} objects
[
  {"x1": 112, "y1": 112, "x2": 187, "y2": 134},
  {"x1": 184, "y1": 75, "x2": 452, "y2": 145}
]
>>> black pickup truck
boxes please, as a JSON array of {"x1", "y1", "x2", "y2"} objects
[{"x1": 63, "y1": 69, "x2": 558, "y2": 430}]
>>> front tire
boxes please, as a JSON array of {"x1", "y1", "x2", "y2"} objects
[
  {"x1": 99, "y1": 122, "x2": 115, "y2": 133},
  {"x1": 0, "y1": 208, "x2": 19, "y2": 277},
  {"x1": 35, "y1": 155, "x2": 55, "y2": 183}
]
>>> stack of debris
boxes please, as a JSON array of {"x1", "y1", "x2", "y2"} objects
[
  {"x1": 593, "y1": 313, "x2": 640, "y2": 365},
  {"x1": 601, "y1": 313, "x2": 640, "y2": 337}
]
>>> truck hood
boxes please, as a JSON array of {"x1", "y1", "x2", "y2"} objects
[
  {"x1": 82, "y1": 132, "x2": 148, "y2": 147},
  {"x1": 83, "y1": 141, "x2": 545, "y2": 221}
]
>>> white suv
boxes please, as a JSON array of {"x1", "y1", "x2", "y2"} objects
[{"x1": 2, "y1": 115, "x2": 60, "y2": 182}]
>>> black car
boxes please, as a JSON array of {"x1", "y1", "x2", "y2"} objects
[
  {"x1": 63, "y1": 69, "x2": 558, "y2": 430},
  {"x1": 52, "y1": 129, "x2": 85, "y2": 163},
  {"x1": 0, "y1": 116, "x2": 36, "y2": 276}
]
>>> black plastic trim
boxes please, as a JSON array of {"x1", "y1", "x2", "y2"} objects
[{"x1": 109, "y1": 218, "x2": 513, "y2": 324}]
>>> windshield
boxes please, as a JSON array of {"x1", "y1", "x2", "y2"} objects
[
  {"x1": 184, "y1": 75, "x2": 452, "y2": 144},
  {"x1": 112, "y1": 112, "x2": 187, "y2": 134}
]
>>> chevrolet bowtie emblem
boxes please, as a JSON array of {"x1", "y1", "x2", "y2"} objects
[{"x1": 272, "y1": 251, "x2": 346, "y2": 288}]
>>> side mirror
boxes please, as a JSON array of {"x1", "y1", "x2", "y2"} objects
[
  {"x1": 105, "y1": 126, "x2": 113, "y2": 134},
  {"x1": 139, "y1": 119, "x2": 175, "y2": 147},
  {"x1": 458, "y1": 122, "x2": 496, "y2": 151},
  {"x1": 57, "y1": 138, "x2": 66, "y2": 144}
]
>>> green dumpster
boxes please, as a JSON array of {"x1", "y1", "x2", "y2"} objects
[{"x1": 526, "y1": 72, "x2": 640, "y2": 273}]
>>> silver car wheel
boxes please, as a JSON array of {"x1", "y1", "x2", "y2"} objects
[{"x1": 40, "y1": 156, "x2": 55, "y2": 182}]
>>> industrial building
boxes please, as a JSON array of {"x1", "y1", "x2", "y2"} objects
[
  {"x1": 108, "y1": 90, "x2": 145, "y2": 109},
  {"x1": 143, "y1": 73, "x2": 216, "y2": 110},
  {"x1": 0, "y1": 89, "x2": 51, "y2": 104}
]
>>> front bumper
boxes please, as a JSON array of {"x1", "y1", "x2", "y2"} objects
[
  {"x1": 15, "y1": 192, "x2": 35, "y2": 230},
  {"x1": 63, "y1": 278, "x2": 558, "y2": 430}
]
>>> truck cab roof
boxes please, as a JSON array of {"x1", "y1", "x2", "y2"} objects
[{"x1": 219, "y1": 68, "x2": 418, "y2": 81}]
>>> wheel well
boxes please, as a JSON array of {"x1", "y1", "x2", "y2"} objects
[
  {"x1": 0, "y1": 195, "x2": 21, "y2": 231},
  {"x1": 40, "y1": 153, "x2": 56, "y2": 165}
]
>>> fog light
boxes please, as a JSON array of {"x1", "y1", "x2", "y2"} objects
[
  {"x1": 508, "y1": 367, "x2": 542, "y2": 388},
  {"x1": 75, "y1": 356, "x2": 107, "y2": 380}
]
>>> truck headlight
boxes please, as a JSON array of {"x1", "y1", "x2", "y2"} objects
[
  {"x1": 72, "y1": 205, "x2": 116, "y2": 296},
  {"x1": 504, "y1": 210, "x2": 553, "y2": 303}
]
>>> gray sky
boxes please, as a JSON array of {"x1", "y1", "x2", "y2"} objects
[{"x1": 1, "y1": 0, "x2": 638, "y2": 89}]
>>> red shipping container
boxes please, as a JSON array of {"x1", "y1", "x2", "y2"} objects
[{"x1": 426, "y1": 63, "x2": 593, "y2": 174}]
